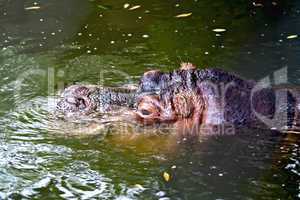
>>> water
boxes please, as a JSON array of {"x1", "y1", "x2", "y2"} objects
[{"x1": 0, "y1": 0, "x2": 299, "y2": 199}]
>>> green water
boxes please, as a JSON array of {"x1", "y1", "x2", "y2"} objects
[{"x1": 0, "y1": 0, "x2": 299, "y2": 199}]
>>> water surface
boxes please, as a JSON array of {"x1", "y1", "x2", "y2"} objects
[{"x1": 0, "y1": 0, "x2": 299, "y2": 199}]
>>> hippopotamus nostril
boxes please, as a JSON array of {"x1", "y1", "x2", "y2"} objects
[{"x1": 76, "y1": 98, "x2": 87, "y2": 110}]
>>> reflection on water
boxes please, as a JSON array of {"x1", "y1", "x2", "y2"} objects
[{"x1": 0, "y1": 0, "x2": 299, "y2": 199}]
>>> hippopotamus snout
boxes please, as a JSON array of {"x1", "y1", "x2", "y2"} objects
[{"x1": 57, "y1": 85, "x2": 96, "y2": 115}]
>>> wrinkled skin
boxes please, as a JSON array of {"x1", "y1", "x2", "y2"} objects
[
  {"x1": 57, "y1": 63, "x2": 300, "y2": 134},
  {"x1": 57, "y1": 85, "x2": 136, "y2": 117}
]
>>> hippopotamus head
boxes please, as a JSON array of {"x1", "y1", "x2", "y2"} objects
[
  {"x1": 57, "y1": 63, "x2": 207, "y2": 130},
  {"x1": 56, "y1": 85, "x2": 96, "y2": 116},
  {"x1": 131, "y1": 63, "x2": 207, "y2": 129}
]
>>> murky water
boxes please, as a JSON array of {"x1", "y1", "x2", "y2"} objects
[{"x1": 0, "y1": 0, "x2": 299, "y2": 199}]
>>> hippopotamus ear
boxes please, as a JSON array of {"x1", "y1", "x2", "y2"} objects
[
  {"x1": 180, "y1": 62, "x2": 196, "y2": 70},
  {"x1": 138, "y1": 70, "x2": 163, "y2": 92},
  {"x1": 143, "y1": 70, "x2": 162, "y2": 77}
]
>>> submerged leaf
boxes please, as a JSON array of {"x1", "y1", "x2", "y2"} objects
[
  {"x1": 175, "y1": 13, "x2": 192, "y2": 18},
  {"x1": 134, "y1": 184, "x2": 145, "y2": 190},
  {"x1": 97, "y1": 5, "x2": 109, "y2": 10}
]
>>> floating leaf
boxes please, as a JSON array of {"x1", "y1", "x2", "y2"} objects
[
  {"x1": 129, "y1": 5, "x2": 141, "y2": 10},
  {"x1": 252, "y1": 2, "x2": 264, "y2": 7},
  {"x1": 175, "y1": 13, "x2": 192, "y2": 18},
  {"x1": 123, "y1": 3, "x2": 130, "y2": 9},
  {"x1": 212, "y1": 28, "x2": 226, "y2": 33},
  {"x1": 287, "y1": 35, "x2": 298, "y2": 39},
  {"x1": 163, "y1": 172, "x2": 171, "y2": 182},
  {"x1": 25, "y1": 6, "x2": 41, "y2": 10}
]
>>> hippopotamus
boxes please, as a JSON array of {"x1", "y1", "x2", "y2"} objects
[{"x1": 56, "y1": 63, "x2": 300, "y2": 135}]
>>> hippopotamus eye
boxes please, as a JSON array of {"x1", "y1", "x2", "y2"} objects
[{"x1": 141, "y1": 109, "x2": 151, "y2": 115}]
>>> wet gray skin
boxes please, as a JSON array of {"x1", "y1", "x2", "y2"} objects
[
  {"x1": 56, "y1": 85, "x2": 138, "y2": 117},
  {"x1": 56, "y1": 65, "x2": 300, "y2": 132}
]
